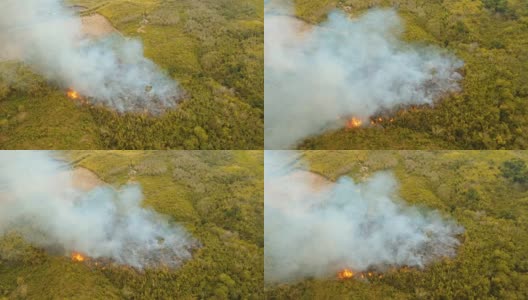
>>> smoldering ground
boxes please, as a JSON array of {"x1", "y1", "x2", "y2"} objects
[
  {"x1": 0, "y1": 151, "x2": 198, "y2": 269},
  {"x1": 264, "y1": 2, "x2": 463, "y2": 149},
  {"x1": 264, "y1": 151, "x2": 463, "y2": 283},
  {"x1": 0, "y1": 0, "x2": 182, "y2": 114}
]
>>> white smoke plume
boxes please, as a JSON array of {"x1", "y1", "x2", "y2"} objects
[
  {"x1": 0, "y1": 151, "x2": 197, "y2": 269},
  {"x1": 264, "y1": 151, "x2": 463, "y2": 283},
  {"x1": 264, "y1": 2, "x2": 464, "y2": 149},
  {"x1": 0, "y1": 0, "x2": 181, "y2": 114}
]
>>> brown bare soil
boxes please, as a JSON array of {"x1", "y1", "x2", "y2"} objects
[
  {"x1": 289, "y1": 170, "x2": 332, "y2": 192},
  {"x1": 80, "y1": 14, "x2": 119, "y2": 39},
  {"x1": 71, "y1": 167, "x2": 105, "y2": 191}
]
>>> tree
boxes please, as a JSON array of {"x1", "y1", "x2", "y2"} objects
[
  {"x1": 482, "y1": 0, "x2": 509, "y2": 14},
  {"x1": 500, "y1": 158, "x2": 528, "y2": 185}
]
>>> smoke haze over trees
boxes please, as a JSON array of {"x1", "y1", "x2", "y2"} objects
[
  {"x1": 266, "y1": 151, "x2": 528, "y2": 299},
  {"x1": 265, "y1": 151, "x2": 463, "y2": 283},
  {"x1": 265, "y1": 2, "x2": 463, "y2": 149},
  {"x1": 0, "y1": 151, "x2": 197, "y2": 269}
]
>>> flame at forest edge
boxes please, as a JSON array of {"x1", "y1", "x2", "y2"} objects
[
  {"x1": 337, "y1": 268, "x2": 384, "y2": 280},
  {"x1": 71, "y1": 251, "x2": 86, "y2": 262},
  {"x1": 67, "y1": 89, "x2": 80, "y2": 100}
]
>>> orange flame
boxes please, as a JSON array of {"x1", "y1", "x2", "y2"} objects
[
  {"x1": 337, "y1": 268, "x2": 354, "y2": 279},
  {"x1": 369, "y1": 116, "x2": 396, "y2": 125},
  {"x1": 67, "y1": 89, "x2": 79, "y2": 100},
  {"x1": 71, "y1": 252, "x2": 86, "y2": 262},
  {"x1": 346, "y1": 118, "x2": 362, "y2": 129},
  {"x1": 338, "y1": 269, "x2": 385, "y2": 280}
]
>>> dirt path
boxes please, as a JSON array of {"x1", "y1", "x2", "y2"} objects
[
  {"x1": 289, "y1": 170, "x2": 332, "y2": 192},
  {"x1": 81, "y1": 14, "x2": 119, "y2": 39},
  {"x1": 71, "y1": 167, "x2": 105, "y2": 191},
  {"x1": 266, "y1": 168, "x2": 333, "y2": 212}
]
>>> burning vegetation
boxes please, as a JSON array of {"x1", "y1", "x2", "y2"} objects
[
  {"x1": 345, "y1": 115, "x2": 394, "y2": 129},
  {"x1": 337, "y1": 268, "x2": 354, "y2": 279},
  {"x1": 66, "y1": 88, "x2": 91, "y2": 106},
  {"x1": 337, "y1": 268, "x2": 385, "y2": 281},
  {"x1": 64, "y1": 87, "x2": 184, "y2": 115},
  {"x1": 336, "y1": 266, "x2": 418, "y2": 281},
  {"x1": 66, "y1": 88, "x2": 80, "y2": 100},
  {"x1": 369, "y1": 116, "x2": 395, "y2": 126},
  {"x1": 343, "y1": 104, "x2": 429, "y2": 130},
  {"x1": 345, "y1": 117, "x2": 363, "y2": 129},
  {"x1": 71, "y1": 251, "x2": 87, "y2": 262},
  {"x1": 67, "y1": 241, "x2": 200, "y2": 271}
]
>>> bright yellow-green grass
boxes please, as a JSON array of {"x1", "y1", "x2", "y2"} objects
[
  {"x1": 266, "y1": 150, "x2": 528, "y2": 299},
  {"x1": 0, "y1": 151, "x2": 264, "y2": 299},
  {"x1": 0, "y1": 0, "x2": 263, "y2": 149},
  {"x1": 294, "y1": 0, "x2": 528, "y2": 150}
]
